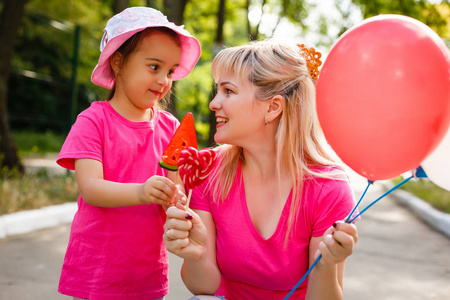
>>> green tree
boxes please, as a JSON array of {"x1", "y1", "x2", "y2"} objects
[
  {"x1": 114, "y1": 0, "x2": 130, "y2": 13},
  {"x1": 0, "y1": 0, "x2": 29, "y2": 174},
  {"x1": 350, "y1": 0, "x2": 450, "y2": 37}
]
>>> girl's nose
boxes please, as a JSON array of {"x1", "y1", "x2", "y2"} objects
[{"x1": 157, "y1": 73, "x2": 170, "y2": 86}]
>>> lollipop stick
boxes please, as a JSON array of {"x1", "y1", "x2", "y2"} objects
[
  {"x1": 186, "y1": 189, "x2": 193, "y2": 208},
  {"x1": 174, "y1": 171, "x2": 179, "y2": 185}
]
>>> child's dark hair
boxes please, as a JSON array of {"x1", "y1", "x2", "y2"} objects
[{"x1": 107, "y1": 27, "x2": 181, "y2": 110}]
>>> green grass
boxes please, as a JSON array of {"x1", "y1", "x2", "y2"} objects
[
  {"x1": 392, "y1": 177, "x2": 450, "y2": 214},
  {"x1": 0, "y1": 170, "x2": 78, "y2": 216},
  {"x1": 12, "y1": 130, "x2": 66, "y2": 154},
  {"x1": 0, "y1": 130, "x2": 77, "y2": 216}
]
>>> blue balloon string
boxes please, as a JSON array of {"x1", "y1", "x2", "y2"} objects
[
  {"x1": 283, "y1": 180, "x2": 372, "y2": 300},
  {"x1": 284, "y1": 176, "x2": 413, "y2": 299},
  {"x1": 348, "y1": 175, "x2": 413, "y2": 223},
  {"x1": 283, "y1": 254, "x2": 322, "y2": 300},
  {"x1": 345, "y1": 180, "x2": 373, "y2": 223}
]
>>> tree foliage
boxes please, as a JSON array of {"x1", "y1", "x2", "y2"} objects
[
  {"x1": 351, "y1": 0, "x2": 450, "y2": 37},
  {"x1": 1, "y1": 0, "x2": 450, "y2": 173}
]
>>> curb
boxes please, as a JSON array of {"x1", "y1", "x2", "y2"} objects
[
  {"x1": 0, "y1": 202, "x2": 76, "y2": 239},
  {"x1": 381, "y1": 181, "x2": 450, "y2": 239}
]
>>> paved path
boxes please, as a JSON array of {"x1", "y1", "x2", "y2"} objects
[
  {"x1": 1, "y1": 161, "x2": 449, "y2": 299},
  {"x1": 344, "y1": 182, "x2": 450, "y2": 300}
]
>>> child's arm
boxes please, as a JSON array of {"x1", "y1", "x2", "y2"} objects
[{"x1": 75, "y1": 158, "x2": 176, "y2": 207}]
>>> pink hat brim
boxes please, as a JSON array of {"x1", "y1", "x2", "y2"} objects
[{"x1": 91, "y1": 25, "x2": 201, "y2": 89}]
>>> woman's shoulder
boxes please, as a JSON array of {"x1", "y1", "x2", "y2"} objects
[
  {"x1": 304, "y1": 165, "x2": 352, "y2": 195},
  {"x1": 307, "y1": 165, "x2": 348, "y2": 180}
]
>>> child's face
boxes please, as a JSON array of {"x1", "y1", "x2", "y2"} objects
[
  {"x1": 210, "y1": 72, "x2": 267, "y2": 147},
  {"x1": 115, "y1": 31, "x2": 181, "y2": 110}
]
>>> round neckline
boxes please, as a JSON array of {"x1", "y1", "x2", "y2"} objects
[{"x1": 103, "y1": 101, "x2": 158, "y2": 128}]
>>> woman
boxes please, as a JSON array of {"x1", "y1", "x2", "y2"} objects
[{"x1": 164, "y1": 41, "x2": 358, "y2": 299}]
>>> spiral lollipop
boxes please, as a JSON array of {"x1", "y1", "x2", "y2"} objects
[{"x1": 178, "y1": 147, "x2": 217, "y2": 206}]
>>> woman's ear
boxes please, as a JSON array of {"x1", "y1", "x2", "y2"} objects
[
  {"x1": 266, "y1": 95, "x2": 284, "y2": 123},
  {"x1": 110, "y1": 52, "x2": 123, "y2": 75}
]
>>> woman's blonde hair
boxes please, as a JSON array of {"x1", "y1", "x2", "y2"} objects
[{"x1": 208, "y1": 40, "x2": 346, "y2": 244}]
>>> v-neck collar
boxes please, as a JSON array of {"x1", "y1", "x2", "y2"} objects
[{"x1": 237, "y1": 161, "x2": 293, "y2": 242}]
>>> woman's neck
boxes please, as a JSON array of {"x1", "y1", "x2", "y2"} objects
[{"x1": 242, "y1": 147, "x2": 278, "y2": 181}]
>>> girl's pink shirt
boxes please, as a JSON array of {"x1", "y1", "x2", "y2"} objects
[
  {"x1": 57, "y1": 101, "x2": 179, "y2": 300},
  {"x1": 190, "y1": 162, "x2": 356, "y2": 300}
]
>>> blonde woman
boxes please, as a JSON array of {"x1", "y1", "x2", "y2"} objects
[{"x1": 164, "y1": 41, "x2": 358, "y2": 300}]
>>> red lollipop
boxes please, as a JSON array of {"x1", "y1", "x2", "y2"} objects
[
  {"x1": 178, "y1": 147, "x2": 217, "y2": 206},
  {"x1": 178, "y1": 147, "x2": 217, "y2": 189}
]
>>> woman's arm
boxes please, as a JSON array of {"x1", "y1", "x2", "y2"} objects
[
  {"x1": 75, "y1": 158, "x2": 176, "y2": 207},
  {"x1": 165, "y1": 204, "x2": 221, "y2": 295},
  {"x1": 305, "y1": 221, "x2": 358, "y2": 300}
]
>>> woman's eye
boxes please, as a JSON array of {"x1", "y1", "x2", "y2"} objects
[{"x1": 225, "y1": 89, "x2": 233, "y2": 95}]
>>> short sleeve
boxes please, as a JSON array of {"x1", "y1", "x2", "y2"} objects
[
  {"x1": 57, "y1": 115, "x2": 104, "y2": 170},
  {"x1": 189, "y1": 180, "x2": 212, "y2": 212},
  {"x1": 309, "y1": 177, "x2": 356, "y2": 237}
]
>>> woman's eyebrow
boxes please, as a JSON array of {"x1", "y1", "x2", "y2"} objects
[{"x1": 219, "y1": 81, "x2": 237, "y2": 88}]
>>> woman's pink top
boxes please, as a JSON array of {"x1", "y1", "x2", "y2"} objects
[
  {"x1": 190, "y1": 162, "x2": 356, "y2": 300},
  {"x1": 57, "y1": 101, "x2": 178, "y2": 300}
]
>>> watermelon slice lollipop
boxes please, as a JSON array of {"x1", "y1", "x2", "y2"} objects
[
  {"x1": 178, "y1": 147, "x2": 217, "y2": 206},
  {"x1": 159, "y1": 112, "x2": 198, "y2": 171}
]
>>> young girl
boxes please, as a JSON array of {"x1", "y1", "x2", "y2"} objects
[
  {"x1": 56, "y1": 7, "x2": 200, "y2": 300},
  {"x1": 164, "y1": 41, "x2": 358, "y2": 299}
]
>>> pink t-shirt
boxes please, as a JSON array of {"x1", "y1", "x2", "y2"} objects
[
  {"x1": 190, "y1": 161, "x2": 356, "y2": 300},
  {"x1": 57, "y1": 101, "x2": 179, "y2": 300}
]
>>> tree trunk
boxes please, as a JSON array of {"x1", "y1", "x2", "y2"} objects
[
  {"x1": 113, "y1": 0, "x2": 129, "y2": 14},
  {"x1": 208, "y1": 0, "x2": 226, "y2": 147},
  {"x1": 246, "y1": 0, "x2": 265, "y2": 41},
  {"x1": 163, "y1": 0, "x2": 189, "y2": 117},
  {"x1": 0, "y1": 0, "x2": 28, "y2": 174}
]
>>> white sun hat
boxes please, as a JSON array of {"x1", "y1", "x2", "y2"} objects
[{"x1": 91, "y1": 6, "x2": 201, "y2": 89}]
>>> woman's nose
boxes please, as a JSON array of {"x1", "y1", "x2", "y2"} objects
[{"x1": 209, "y1": 95, "x2": 220, "y2": 111}]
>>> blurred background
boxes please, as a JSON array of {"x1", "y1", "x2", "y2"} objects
[
  {"x1": 1, "y1": 0, "x2": 450, "y2": 215},
  {"x1": 1, "y1": 2, "x2": 450, "y2": 299}
]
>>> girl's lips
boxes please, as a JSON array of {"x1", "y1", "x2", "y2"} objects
[{"x1": 149, "y1": 89, "x2": 162, "y2": 98}]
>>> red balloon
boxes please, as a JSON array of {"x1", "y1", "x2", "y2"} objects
[{"x1": 317, "y1": 15, "x2": 450, "y2": 181}]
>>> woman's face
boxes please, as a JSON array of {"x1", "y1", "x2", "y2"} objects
[{"x1": 209, "y1": 72, "x2": 267, "y2": 146}]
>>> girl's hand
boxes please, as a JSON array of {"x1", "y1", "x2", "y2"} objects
[
  {"x1": 164, "y1": 202, "x2": 207, "y2": 261},
  {"x1": 139, "y1": 175, "x2": 178, "y2": 206},
  {"x1": 173, "y1": 186, "x2": 188, "y2": 206},
  {"x1": 315, "y1": 221, "x2": 358, "y2": 269}
]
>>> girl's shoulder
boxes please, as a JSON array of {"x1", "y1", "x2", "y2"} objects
[
  {"x1": 77, "y1": 100, "x2": 109, "y2": 118},
  {"x1": 155, "y1": 109, "x2": 179, "y2": 123}
]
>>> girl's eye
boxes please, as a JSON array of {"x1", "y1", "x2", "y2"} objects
[
  {"x1": 150, "y1": 65, "x2": 159, "y2": 71},
  {"x1": 168, "y1": 69, "x2": 175, "y2": 77}
]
